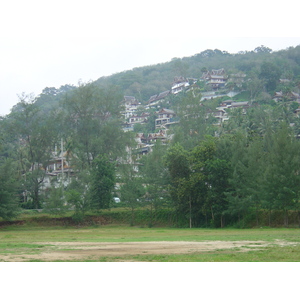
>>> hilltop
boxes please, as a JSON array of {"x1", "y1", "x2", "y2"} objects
[
  {"x1": 22, "y1": 44, "x2": 300, "y2": 118},
  {"x1": 93, "y1": 45, "x2": 300, "y2": 102}
]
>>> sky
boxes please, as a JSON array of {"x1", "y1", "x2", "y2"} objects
[{"x1": 1, "y1": 0, "x2": 300, "y2": 116}]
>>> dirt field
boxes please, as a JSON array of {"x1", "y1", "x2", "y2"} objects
[{"x1": 1, "y1": 240, "x2": 297, "y2": 262}]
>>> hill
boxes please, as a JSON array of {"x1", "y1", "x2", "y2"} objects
[
  {"x1": 2, "y1": 43, "x2": 300, "y2": 228},
  {"x1": 26, "y1": 44, "x2": 300, "y2": 113},
  {"x1": 92, "y1": 45, "x2": 300, "y2": 103}
]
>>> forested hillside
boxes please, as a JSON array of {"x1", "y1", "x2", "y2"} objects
[
  {"x1": 95, "y1": 45, "x2": 300, "y2": 102},
  {"x1": 1, "y1": 44, "x2": 300, "y2": 228}
]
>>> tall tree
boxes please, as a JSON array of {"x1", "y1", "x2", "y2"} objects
[
  {"x1": 89, "y1": 155, "x2": 116, "y2": 211},
  {"x1": 9, "y1": 94, "x2": 58, "y2": 208},
  {"x1": 172, "y1": 91, "x2": 211, "y2": 150},
  {"x1": 189, "y1": 136, "x2": 230, "y2": 227},
  {"x1": 262, "y1": 123, "x2": 300, "y2": 226},
  {"x1": 259, "y1": 61, "x2": 281, "y2": 92},
  {"x1": 0, "y1": 159, "x2": 20, "y2": 220},
  {"x1": 164, "y1": 143, "x2": 192, "y2": 226},
  {"x1": 119, "y1": 164, "x2": 145, "y2": 226},
  {"x1": 63, "y1": 82, "x2": 126, "y2": 168},
  {"x1": 225, "y1": 133, "x2": 265, "y2": 226},
  {"x1": 139, "y1": 141, "x2": 169, "y2": 226}
]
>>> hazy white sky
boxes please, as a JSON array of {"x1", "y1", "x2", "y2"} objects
[{"x1": 1, "y1": 0, "x2": 300, "y2": 116}]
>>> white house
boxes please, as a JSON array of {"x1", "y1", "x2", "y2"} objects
[{"x1": 171, "y1": 76, "x2": 190, "y2": 94}]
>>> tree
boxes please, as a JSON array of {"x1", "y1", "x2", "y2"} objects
[
  {"x1": 262, "y1": 123, "x2": 300, "y2": 226},
  {"x1": 120, "y1": 167, "x2": 145, "y2": 226},
  {"x1": 164, "y1": 143, "x2": 192, "y2": 226},
  {"x1": 259, "y1": 61, "x2": 281, "y2": 92},
  {"x1": 65, "y1": 189, "x2": 88, "y2": 222},
  {"x1": 254, "y1": 45, "x2": 272, "y2": 54},
  {"x1": 189, "y1": 136, "x2": 230, "y2": 227},
  {"x1": 63, "y1": 82, "x2": 126, "y2": 168},
  {"x1": 43, "y1": 186, "x2": 69, "y2": 217},
  {"x1": 171, "y1": 58, "x2": 189, "y2": 77},
  {"x1": 9, "y1": 94, "x2": 58, "y2": 208},
  {"x1": 204, "y1": 158, "x2": 230, "y2": 227},
  {"x1": 65, "y1": 171, "x2": 91, "y2": 220},
  {"x1": 247, "y1": 76, "x2": 264, "y2": 100},
  {"x1": 172, "y1": 91, "x2": 211, "y2": 150},
  {"x1": 89, "y1": 155, "x2": 116, "y2": 211},
  {"x1": 0, "y1": 159, "x2": 20, "y2": 220},
  {"x1": 139, "y1": 141, "x2": 169, "y2": 226},
  {"x1": 225, "y1": 134, "x2": 265, "y2": 226},
  {"x1": 165, "y1": 137, "x2": 231, "y2": 228}
]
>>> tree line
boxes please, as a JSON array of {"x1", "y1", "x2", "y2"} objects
[
  {"x1": 1, "y1": 45, "x2": 300, "y2": 227},
  {"x1": 165, "y1": 124, "x2": 300, "y2": 228},
  {"x1": 0, "y1": 82, "x2": 130, "y2": 221}
]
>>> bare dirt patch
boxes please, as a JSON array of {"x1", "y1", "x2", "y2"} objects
[{"x1": 1, "y1": 240, "x2": 297, "y2": 262}]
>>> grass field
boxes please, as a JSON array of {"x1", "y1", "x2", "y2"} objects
[{"x1": 1, "y1": 224, "x2": 300, "y2": 261}]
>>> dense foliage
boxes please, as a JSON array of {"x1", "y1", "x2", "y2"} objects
[{"x1": 1, "y1": 44, "x2": 300, "y2": 227}]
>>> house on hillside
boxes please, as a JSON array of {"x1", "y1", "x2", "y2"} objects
[
  {"x1": 157, "y1": 108, "x2": 175, "y2": 119},
  {"x1": 294, "y1": 107, "x2": 300, "y2": 117},
  {"x1": 206, "y1": 108, "x2": 229, "y2": 125},
  {"x1": 230, "y1": 101, "x2": 250, "y2": 114},
  {"x1": 155, "y1": 108, "x2": 176, "y2": 129},
  {"x1": 121, "y1": 96, "x2": 142, "y2": 119},
  {"x1": 147, "y1": 130, "x2": 169, "y2": 144},
  {"x1": 273, "y1": 91, "x2": 300, "y2": 103},
  {"x1": 132, "y1": 129, "x2": 172, "y2": 159},
  {"x1": 132, "y1": 133, "x2": 153, "y2": 158},
  {"x1": 202, "y1": 69, "x2": 227, "y2": 90},
  {"x1": 226, "y1": 72, "x2": 246, "y2": 89},
  {"x1": 129, "y1": 112, "x2": 150, "y2": 125},
  {"x1": 147, "y1": 90, "x2": 171, "y2": 108},
  {"x1": 40, "y1": 147, "x2": 76, "y2": 192},
  {"x1": 220, "y1": 99, "x2": 234, "y2": 108},
  {"x1": 171, "y1": 76, "x2": 190, "y2": 94}
]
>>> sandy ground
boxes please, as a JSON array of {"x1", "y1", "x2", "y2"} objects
[{"x1": 1, "y1": 240, "x2": 297, "y2": 261}]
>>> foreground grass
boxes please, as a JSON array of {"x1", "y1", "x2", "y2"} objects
[
  {"x1": 46, "y1": 245, "x2": 300, "y2": 262},
  {"x1": 1, "y1": 225, "x2": 300, "y2": 261},
  {"x1": 128, "y1": 245, "x2": 300, "y2": 262}
]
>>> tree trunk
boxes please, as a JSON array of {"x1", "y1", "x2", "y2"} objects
[
  {"x1": 284, "y1": 209, "x2": 289, "y2": 227},
  {"x1": 211, "y1": 206, "x2": 214, "y2": 220},
  {"x1": 33, "y1": 184, "x2": 39, "y2": 209},
  {"x1": 149, "y1": 202, "x2": 153, "y2": 228},
  {"x1": 220, "y1": 215, "x2": 224, "y2": 228},
  {"x1": 189, "y1": 196, "x2": 192, "y2": 228},
  {"x1": 130, "y1": 207, "x2": 135, "y2": 226}
]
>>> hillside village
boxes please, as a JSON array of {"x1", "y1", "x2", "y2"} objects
[
  {"x1": 20, "y1": 61, "x2": 300, "y2": 205},
  {"x1": 36, "y1": 68, "x2": 249, "y2": 192},
  {"x1": 40, "y1": 66, "x2": 300, "y2": 191},
  {"x1": 3, "y1": 45, "x2": 300, "y2": 228},
  {"x1": 121, "y1": 69, "x2": 255, "y2": 158},
  {"x1": 118, "y1": 81, "x2": 300, "y2": 189}
]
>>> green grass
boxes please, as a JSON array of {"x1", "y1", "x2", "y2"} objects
[
  {"x1": 1, "y1": 225, "x2": 300, "y2": 261},
  {"x1": 1, "y1": 225, "x2": 298, "y2": 241},
  {"x1": 126, "y1": 245, "x2": 300, "y2": 262}
]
